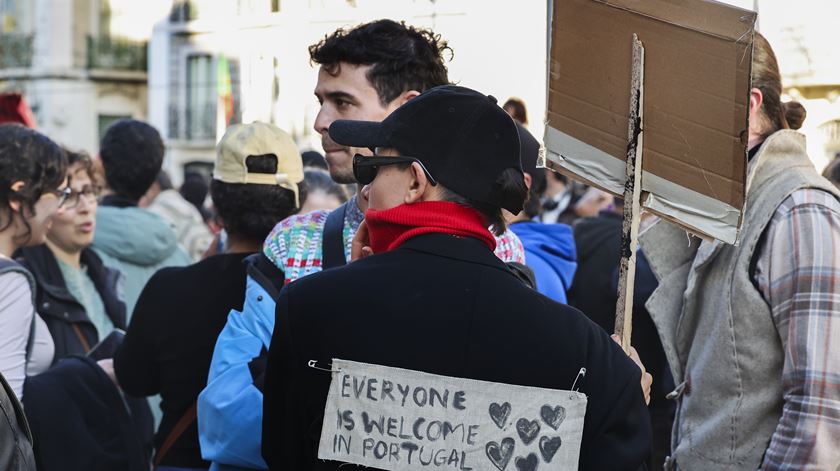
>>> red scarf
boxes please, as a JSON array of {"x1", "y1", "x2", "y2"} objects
[{"x1": 364, "y1": 201, "x2": 497, "y2": 254}]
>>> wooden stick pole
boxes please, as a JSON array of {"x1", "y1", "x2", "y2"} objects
[{"x1": 614, "y1": 34, "x2": 645, "y2": 353}]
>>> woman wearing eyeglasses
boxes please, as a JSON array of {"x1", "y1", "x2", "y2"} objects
[
  {"x1": 10, "y1": 147, "x2": 155, "y2": 471},
  {"x1": 17, "y1": 150, "x2": 127, "y2": 364}
]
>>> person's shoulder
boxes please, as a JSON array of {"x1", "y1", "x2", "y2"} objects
[
  {"x1": 0, "y1": 269, "x2": 33, "y2": 313},
  {"x1": 495, "y1": 227, "x2": 525, "y2": 263},
  {"x1": 497, "y1": 279, "x2": 607, "y2": 342},
  {"x1": 276, "y1": 209, "x2": 331, "y2": 233},
  {"x1": 142, "y1": 255, "x2": 204, "y2": 295},
  {"x1": 523, "y1": 296, "x2": 637, "y2": 383},
  {"x1": 263, "y1": 209, "x2": 333, "y2": 276},
  {"x1": 0, "y1": 269, "x2": 30, "y2": 293},
  {"x1": 778, "y1": 187, "x2": 840, "y2": 214},
  {"x1": 281, "y1": 249, "x2": 407, "y2": 303}
]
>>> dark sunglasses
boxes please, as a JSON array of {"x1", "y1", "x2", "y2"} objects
[{"x1": 352, "y1": 154, "x2": 438, "y2": 186}]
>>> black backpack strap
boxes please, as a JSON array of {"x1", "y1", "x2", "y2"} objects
[
  {"x1": 506, "y1": 262, "x2": 538, "y2": 291},
  {"x1": 244, "y1": 253, "x2": 285, "y2": 301},
  {"x1": 322, "y1": 202, "x2": 349, "y2": 270}
]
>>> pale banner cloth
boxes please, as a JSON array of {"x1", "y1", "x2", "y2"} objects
[{"x1": 318, "y1": 359, "x2": 587, "y2": 471}]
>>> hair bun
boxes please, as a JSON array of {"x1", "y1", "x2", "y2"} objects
[{"x1": 783, "y1": 101, "x2": 807, "y2": 130}]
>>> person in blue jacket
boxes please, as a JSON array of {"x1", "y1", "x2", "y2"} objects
[{"x1": 507, "y1": 123, "x2": 577, "y2": 303}]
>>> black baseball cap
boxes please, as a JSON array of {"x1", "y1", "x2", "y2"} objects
[
  {"x1": 328, "y1": 85, "x2": 526, "y2": 213},
  {"x1": 515, "y1": 121, "x2": 540, "y2": 176}
]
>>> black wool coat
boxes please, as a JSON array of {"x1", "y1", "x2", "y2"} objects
[{"x1": 262, "y1": 233, "x2": 651, "y2": 471}]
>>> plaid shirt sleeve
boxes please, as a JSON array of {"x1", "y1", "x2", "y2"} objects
[{"x1": 755, "y1": 188, "x2": 840, "y2": 470}]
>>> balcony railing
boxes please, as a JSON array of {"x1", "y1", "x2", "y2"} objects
[
  {"x1": 87, "y1": 35, "x2": 147, "y2": 71},
  {"x1": 0, "y1": 33, "x2": 33, "y2": 69}
]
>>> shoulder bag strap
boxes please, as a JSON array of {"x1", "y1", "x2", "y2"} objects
[
  {"x1": 153, "y1": 402, "x2": 197, "y2": 468},
  {"x1": 71, "y1": 324, "x2": 92, "y2": 353},
  {"x1": 322, "y1": 202, "x2": 349, "y2": 270}
]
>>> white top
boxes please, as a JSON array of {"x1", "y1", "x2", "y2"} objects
[{"x1": 0, "y1": 272, "x2": 55, "y2": 399}]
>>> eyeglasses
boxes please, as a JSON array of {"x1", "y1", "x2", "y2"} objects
[
  {"x1": 352, "y1": 154, "x2": 438, "y2": 186},
  {"x1": 61, "y1": 184, "x2": 100, "y2": 209},
  {"x1": 45, "y1": 187, "x2": 73, "y2": 208}
]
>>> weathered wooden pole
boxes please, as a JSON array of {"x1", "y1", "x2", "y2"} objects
[{"x1": 614, "y1": 34, "x2": 645, "y2": 353}]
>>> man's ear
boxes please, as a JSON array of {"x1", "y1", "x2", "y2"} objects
[
  {"x1": 749, "y1": 88, "x2": 763, "y2": 116},
  {"x1": 404, "y1": 162, "x2": 430, "y2": 205},
  {"x1": 523, "y1": 173, "x2": 533, "y2": 191},
  {"x1": 387, "y1": 90, "x2": 421, "y2": 114}
]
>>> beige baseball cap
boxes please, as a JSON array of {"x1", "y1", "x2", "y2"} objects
[{"x1": 214, "y1": 121, "x2": 304, "y2": 204}]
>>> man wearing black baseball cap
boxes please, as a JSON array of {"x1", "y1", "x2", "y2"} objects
[{"x1": 261, "y1": 85, "x2": 650, "y2": 470}]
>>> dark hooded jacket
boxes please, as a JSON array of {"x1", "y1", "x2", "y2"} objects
[
  {"x1": 22, "y1": 356, "x2": 152, "y2": 471},
  {"x1": 17, "y1": 244, "x2": 125, "y2": 360}
]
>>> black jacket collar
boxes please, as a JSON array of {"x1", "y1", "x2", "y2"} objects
[
  {"x1": 17, "y1": 244, "x2": 126, "y2": 328},
  {"x1": 397, "y1": 233, "x2": 518, "y2": 279}
]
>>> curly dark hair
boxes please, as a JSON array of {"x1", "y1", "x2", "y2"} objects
[
  {"x1": 309, "y1": 19, "x2": 452, "y2": 105},
  {"x1": 99, "y1": 119, "x2": 164, "y2": 202},
  {"x1": 0, "y1": 124, "x2": 67, "y2": 242},
  {"x1": 210, "y1": 154, "x2": 298, "y2": 242}
]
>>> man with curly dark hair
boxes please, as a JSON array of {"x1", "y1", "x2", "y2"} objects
[{"x1": 309, "y1": 19, "x2": 452, "y2": 184}]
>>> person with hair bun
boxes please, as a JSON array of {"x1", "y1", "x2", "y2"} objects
[
  {"x1": 262, "y1": 85, "x2": 651, "y2": 471},
  {"x1": 641, "y1": 32, "x2": 840, "y2": 470}
]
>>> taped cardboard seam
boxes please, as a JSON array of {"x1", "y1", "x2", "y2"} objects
[{"x1": 544, "y1": 126, "x2": 741, "y2": 244}]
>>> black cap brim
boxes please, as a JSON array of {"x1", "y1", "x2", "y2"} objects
[{"x1": 328, "y1": 119, "x2": 390, "y2": 150}]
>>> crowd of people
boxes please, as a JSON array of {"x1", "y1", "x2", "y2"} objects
[{"x1": 1, "y1": 17, "x2": 838, "y2": 471}]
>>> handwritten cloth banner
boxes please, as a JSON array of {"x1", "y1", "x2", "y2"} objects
[{"x1": 318, "y1": 359, "x2": 587, "y2": 471}]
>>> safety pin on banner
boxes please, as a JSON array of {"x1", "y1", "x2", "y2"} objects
[
  {"x1": 308, "y1": 359, "x2": 340, "y2": 373},
  {"x1": 570, "y1": 367, "x2": 587, "y2": 397}
]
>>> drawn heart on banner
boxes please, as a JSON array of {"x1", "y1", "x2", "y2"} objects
[
  {"x1": 486, "y1": 437, "x2": 515, "y2": 471},
  {"x1": 515, "y1": 418, "x2": 540, "y2": 445},
  {"x1": 539, "y1": 436, "x2": 562, "y2": 463},
  {"x1": 540, "y1": 404, "x2": 566, "y2": 430},
  {"x1": 489, "y1": 402, "x2": 512, "y2": 429},
  {"x1": 514, "y1": 453, "x2": 539, "y2": 471}
]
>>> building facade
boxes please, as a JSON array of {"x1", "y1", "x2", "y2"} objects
[
  {"x1": 0, "y1": 0, "x2": 170, "y2": 154},
  {"x1": 771, "y1": 17, "x2": 840, "y2": 171},
  {"x1": 147, "y1": 0, "x2": 549, "y2": 184}
]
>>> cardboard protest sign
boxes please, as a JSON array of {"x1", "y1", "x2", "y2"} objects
[
  {"x1": 318, "y1": 359, "x2": 587, "y2": 471},
  {"x1": 544, "y1": 0, "x2": 757, "y2": 244}
]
